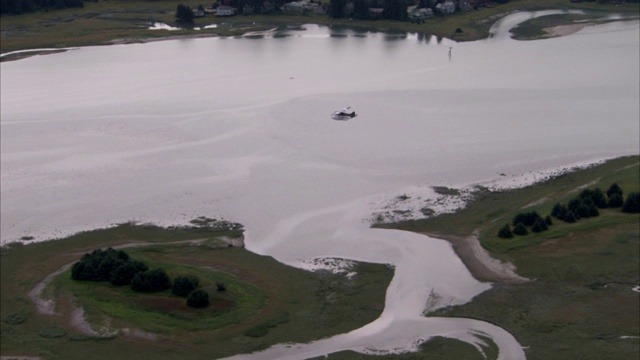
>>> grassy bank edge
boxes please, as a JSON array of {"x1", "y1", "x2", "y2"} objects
[
  {"x1": 380, "y1": 155, "x2": 640, "y2": 360},
  {"x1": 1, "y1": 0, "x2": 638, "y2": 57}
]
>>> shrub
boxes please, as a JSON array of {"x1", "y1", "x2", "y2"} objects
[
  {"x1": 176, "y1": 4, "x2": 195, "y2": 24},
  {"x1": 131, "y1": 269, "x2": 172, "y2": 293},
  {"x1": 563, "y1": 212, "x2": 577, "y2": 223},
  {"x1": 110, "y1": 261, "x2": 148, "y2": 286},
  {"x1": 187, "y1": 289, "x2": 210, "y2": 308},
  {"x1": 513, "y1": 223, "x2": 528, "y2": 236},
  {"x1": 172, "y1": 276, "x2": 199, "y2": 297},
  {"x1": 590, "y1": 188, "x2": 608, "y2": 208},
  {"x1": 72, "y1": 248, "x2": 140, "y2": 283},
  {"x1": 544, "y1": 215, "x2": 553, "y2": 226},
  {"x1": 551, "y1": 203, "x2": 568, "y2": 220},
  {"x1": 497, "y1": 224, "x2": 514, "y2": 239},
  {"x1": 512, "y1": 211, "x2": 542, "y2": 227},
  {"x1": 531, "y1": 219, "x2": 548, "y2": 233},
  {"x1": 608, "y1": 193, "x2": 624, "y2": 208},
  {"x1": 622, "y1": 192, "x2": 640, "y2": 213},
  {"x1": 607, "y1": 183, "x2": 623, "y2": 198},
  {"x1": 216, "y1": 282, "x2": 226, "y2": 292}
]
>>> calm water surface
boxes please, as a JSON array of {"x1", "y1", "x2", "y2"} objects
[{"x1": 1, "y1": 13, "x2": 639, "y2": 359}]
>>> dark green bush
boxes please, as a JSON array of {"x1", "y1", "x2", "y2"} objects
[
  {"x1": 622, "y1": 192, "x2": 640, "y2": 213},
  {"x1": 187, "y1": 289, "x2": 210, "y2": 308},
  {"x1": 497, "y1": 224, "x2": 514, "y2": 238},
  {"x1": 172, "y1": 276, "x2": 199, "y2": 297},
  {"x1": 513, "y1": 223, "x2": 528, "y2": 236},
  {"x1": 131, "y1": 269, "x2": 172, "y2": 293}
]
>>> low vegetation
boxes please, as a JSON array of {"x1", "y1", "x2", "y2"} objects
[
  {"x1": 0, "y1": 222, "x2": 393, "y2": 359},
  {"x1": 382, "y1": 155, "x2": 640, "y2": 360},
  {"x1": 497, "y1": 182, "x2": 639, "y2": 239}
]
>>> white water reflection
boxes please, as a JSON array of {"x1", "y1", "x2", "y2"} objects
[
  {"x1": 148, "y1": 22, "x2": 218, "y2": 31},
  {"x1": 1, "y1": 12, "x2": 639, "y2": 360}
]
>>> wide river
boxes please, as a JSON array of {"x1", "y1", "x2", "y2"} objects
[{"x1": 1, "y1": 11, "x2": 639, "y2": 360}]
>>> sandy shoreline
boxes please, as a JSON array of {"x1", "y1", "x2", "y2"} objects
[
  {"x1": 544, "y1": 23, "x2": 588, "y2": 37},
  {"x1": 424, "y1": 231, "x2": 529, "y2": 285}
]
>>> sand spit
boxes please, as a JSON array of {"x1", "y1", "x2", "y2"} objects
[
  {"x1": 425, "y1": 231, "x2": 529, "y2": 284},
  {"x1": 544, "y1": 23, "x2": 588, "y2": 37}
]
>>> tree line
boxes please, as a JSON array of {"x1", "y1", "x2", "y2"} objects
[
  {"x1": 498, "y1": 183, "x2": 640, "y2": 238},
  {"x1": 1, "y1": 0, "x2": 84, "y2": 15},
  {"x1": 71, "y1": 248, "x2": 220, "y2": 308}
]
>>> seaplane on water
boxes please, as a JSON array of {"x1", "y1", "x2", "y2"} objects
[{"x1": 331, "y1": 106, "x2": 358, "y2": 121}]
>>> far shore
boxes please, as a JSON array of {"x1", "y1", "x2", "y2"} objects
[{"x1": 1, "y1": 0, "x2": 638, "y2": 58}]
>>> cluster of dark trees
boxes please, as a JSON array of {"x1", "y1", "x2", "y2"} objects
[
  {"x1": 71, "y1": 248, "x2": 216, "y2": 308},
  {"x1": 552, "y1": 183, "x2": 640, "y2": 222},
  {"x1": 498, "y1": 183, "x2": 640, "y2": 239},
  {"x1": 71, "y1": 248, "x2": 148, "y2": 285},
  {"x1": 329, "y1": 0, "x2": 410, "y2": 21},
  {"x1": 0, "y1": 0, "x2": 83, "y2": 15},
  {"x1": 176, "y1": 3, "x2": 196, "y2": 24},
  {"x1": 498, "y1": 211, "x2": 552, "y2": 238}
]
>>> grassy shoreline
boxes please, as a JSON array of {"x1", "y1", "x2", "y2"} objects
[
  {"x1": 382, "y1": 155, "x2": 640, "y2": 360},
  {"x1": 2, "y1": 156, "x2": 637, "y2": 359},
  {"x1": 1, "y1": 0, "x2": 638, "y2": 57}
]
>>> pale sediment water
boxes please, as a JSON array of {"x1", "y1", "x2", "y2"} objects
[{"x1": 1, "y1": 12, "x2": 638, "y2": 359}]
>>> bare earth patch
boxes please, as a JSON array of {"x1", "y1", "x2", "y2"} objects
[{"x1": 544, "y1": 23, "x2": 588, "y2": 37}]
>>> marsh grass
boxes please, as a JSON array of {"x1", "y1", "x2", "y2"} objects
[
  {"x1": 1, "y1": 224, "x2": 393, "y2": 359},
  {"x1": 383, "y1": 156, "x2": 639, "y2": 360}
]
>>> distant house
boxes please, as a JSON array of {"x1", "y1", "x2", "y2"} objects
[
  {"x1": 457, "y1": 0, "x2": 472, "y2": 11},
  {"x1": 216, "y1": 5, "x2": 235, "y2": 16},
  {"x1": 242, "y1": 4, "x2": 254, "y2": 14},
  {"x1": 283, "y1": 0, "x2": 309, "y2": 12},
  {"x1": 408, "y1": 7, "x2": 433, "y2": 21},
  {"x1": 436, "y1": 0, "x2": 456, "y2": 15},
  {"x1": 343, "y1": 1, "x2": 354, "y2": 16},
  {"x1": 368, "y1": 7, "x2": 384, "y2": 20},
  {"x1": 262, "y1": 1, "x2": 276, "y2": 13},
  {"x1": 193, "y1": 9, "x2": 206, "y2": 17},
  {"x1": 312, "y1": 3, "x2": 327, "y2": 14}
]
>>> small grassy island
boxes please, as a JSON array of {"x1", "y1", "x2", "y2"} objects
[{"x1": 1, "y1": 220, "x2": 394, "y2": 359}]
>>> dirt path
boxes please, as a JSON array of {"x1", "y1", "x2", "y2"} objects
[{"x1": 424, "y1": 231, "x2": 529, "y2": 284}]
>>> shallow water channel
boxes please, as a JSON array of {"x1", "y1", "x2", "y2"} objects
[{"x1": 1, "y1": 11, "x2": 639, "y2": 359}]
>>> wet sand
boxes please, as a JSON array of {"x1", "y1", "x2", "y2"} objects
[{"x1": 425, "y1": 231, "x2": 529, "y2": 284}]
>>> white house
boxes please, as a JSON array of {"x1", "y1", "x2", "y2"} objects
[
  {"x1": 283, "y1": 0, "x2": 309, "y2": 12},
  {"x1": 216, "y1": 5, "x2": 235, "y2": 16},
  {"x1": 436, "y1": 0, "x2": 456, "y2": 15},
  {"x1": 408, "y1": 7, "x2": 433, "y2": 21}
]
